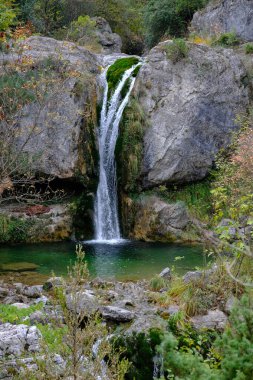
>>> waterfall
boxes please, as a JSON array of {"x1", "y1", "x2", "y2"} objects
[{"x1": 94, "y1": 61, "x2": 141, "y2": 242}]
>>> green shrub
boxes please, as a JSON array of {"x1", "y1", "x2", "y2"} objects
[
  {"x1": 245, "y1": 43, "x2": 253, "y2": 54},
  {"x1": 114, "y1": 329, "x2": 163, "y2": 380},
  {"x1": 0, "y1": 215, "x2": 32, "y2": 243},
  {"x1": 216, "y1": 293, "x2": 253, "y2": 380},
  {"x1": 165, "y1": 39, "x2": 189, "y2": 63},
  {"x1": 213, "y1": 32, "x2": 240, "y2": 47},
  {"x1": 144, "y1": 0, "x2": 208, "y2": 48},
  {"x1": 0, "y1": 0, "x2": 17, "y2": 31}
]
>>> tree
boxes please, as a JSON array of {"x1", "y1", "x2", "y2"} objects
[
  {"x1": 144, "y1": 0, "x2": 208, "y2": 48},
  {"x1": 0, "y1": 0, "x2": 18, "y2": 31}
]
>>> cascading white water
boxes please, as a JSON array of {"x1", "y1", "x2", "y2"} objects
[{"x1": 94, "y1": 61, "x2": 141, "y2": 242}]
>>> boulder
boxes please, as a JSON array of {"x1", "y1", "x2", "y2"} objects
[
  {"x1": 102, "y1": 306, "x2": 134, "y2": 322},
  {"x1": 224, "y1": 295, "x2": 237, "y2": 314},
  {"x1": 191, "y1": 0, "x2": 253, "y2": 42},
  {"x1": 93, "y1": 17, "x2": 122, "y2": 54},
  {"x1": 0, "y1": 324, "x2": 41, "y2": 358},
  {"x1": 134, "y1": 42, "x2": 249, "y2": 187},
  {"x1": 131, "y1": 196, "x2": 193, "y2": 242},
  {"x1": 66, "y1": 290, "x2": 99, "y2": 315},
  {"x1": 29, "y1": 311, "x2": 48, "y2": 325},
  {"x1": 22, "y1": 285, "x2": 43, "y2": 298},
  {"x1": 0, "y1": 262, "x2": 38, "y2": 272},
  {"x1": 43, "y1": 277, "x2": 64, "y2": 291},
  {"x1": 190, "y1": 309, "x2": 228, "y2": 331},
  {"x1": 159, "y1": 267, "x2": 172, "y2": 280},
  {"x1": 11, "y1": 303, "x2": 30, "y2": 309}
]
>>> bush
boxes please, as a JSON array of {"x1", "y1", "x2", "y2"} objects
[
  {"x1": 0, "y1": 215, "x2": 32, "y2": 243},
  {"x1": 165, "y1": 38, "x2": 189, "y2": 63},
  {"x1": 144, "y1": 0, "x2": 208, "y2": 48},
  {"x1": 0, "y1": 0, "x2": 17, "y2": 31},
  {"x1": 213, "y1": 32, "x2": 240, "y2": 47},
  {"x1": 245, "y1": 43, "x2": 253, "y2": 54}
]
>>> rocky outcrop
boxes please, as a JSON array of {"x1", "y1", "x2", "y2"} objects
[
  {"x1": 3, "y1": 36, "x2": 99, "y2": 182},
  {"x1": 0, "y1": 324, "x2": 41, "y2": 358},
  {"x1": 0, "y1": 204, "x2": 73, "y2": 242},
  {"x1": 134, "y1": 41, "x2": 249, "y2": 187},
  {"x1": 93, "y1": 17, "x2": 122, "y2": 54},
  {"x1": 191, "y1": 0, "x2": 253, "y2": 42},
  {"x1": 130, "y1": 195, "x2": 197, "y2": 242}
]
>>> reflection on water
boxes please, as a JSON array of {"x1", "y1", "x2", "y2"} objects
[{"x1": 0, "y1": 240, "x2": 209, "y2": 281}]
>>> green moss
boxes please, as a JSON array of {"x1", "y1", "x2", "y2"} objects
[
  {"x1": 106, "y1": 57, "x2": 139, "y2": 99},
  {"x1": 116, "y1": 98, "x2": 147, "y2": 193}
]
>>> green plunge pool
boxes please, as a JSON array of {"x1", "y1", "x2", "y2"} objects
[{"x1": 0, "y1": 240, "x2": 209, "y2": 282}]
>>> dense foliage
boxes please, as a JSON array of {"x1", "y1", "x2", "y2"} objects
[{"x1": 144, "y1": 0, "x2": 208, "y2": 47}]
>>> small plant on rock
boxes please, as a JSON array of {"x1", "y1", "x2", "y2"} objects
[{"x1": 165, "y1": 39, "x2": 189, "y2": 64}]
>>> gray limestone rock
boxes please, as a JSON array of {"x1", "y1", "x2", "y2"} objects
[
  {"x1": 190, "y1": 309, "x2": 228, "y2": 331},
  {"x1": 191, "y1": 0, "x2": 253, "y2": 42},
  {"x1": 102, "y1": 306, "x2": 134, "y2": 322},
  {"x1": 0, "y1": 324, "x2": 41, "y2": 358},
  {"x1": 159, "y1": 267, "x2": 172, "y2": 280},
  {"x1": 134, "y1": 42, "x2": 249, "y2": 187}
]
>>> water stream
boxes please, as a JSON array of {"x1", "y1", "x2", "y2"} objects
[{"x1": 94, "y1": 61, "x2": 141, "y2": 242}]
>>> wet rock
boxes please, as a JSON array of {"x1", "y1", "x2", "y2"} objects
[
  {"x1": 191, "y1": 0, "x2": 253, "y2": 42},
  {"x1": 0, "y1": 324, "x2": 41, "y2": 358},
  {"x1": 159, "y1": 267, "x2": 172, "y2": 280},
  {"x1": 102, "y1": 306, "x2": 134, "y2": 323},
  {"x1": 190, "y1": 310, "x2": 228, "y2": 331}
]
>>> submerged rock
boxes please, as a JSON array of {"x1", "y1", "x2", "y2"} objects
[
  {"x1": 135, "y1": 42, "x2": 249, "y2": 187},
  {"x1": 0, "y1": 263, "x2": 39, "y2": 272},
  {"x1": 191, "y1": 0, "x2": 253, "y2": 42}
]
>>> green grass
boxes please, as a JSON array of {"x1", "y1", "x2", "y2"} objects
[
  {"x1": 0, "y1": 303, "x2": 43, "y2": 324},
  {"x1": 245, "y1": 43, "x2": 253, "y2": 54},
  {"x1": 165, "y1": 39, "x2": 189, "y2": 64},
  {"x1": 37, "y1": 324, "x2": 68, "y2": 352}
]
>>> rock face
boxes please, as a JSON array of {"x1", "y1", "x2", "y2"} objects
[
  {"x1": 192, "y1": 0, "x2": 253, "y2": 42},
  {"x1": 0, "y1": 204, "x2": 73, "y2": 242},
  {"x1": 5, "y1": 36, "x2": 99, "y2": 181},
  {"x1": 0, "y1": 324, "x2": 41, "y2": 358},
  {"x1": 130, "y1": 195, "x2": 195, "y2": 242},
  {"x1": 93, "y1": 17, "x2": 122, "y2": 54},
  {"x1": 134, "y1": 42, "x2": 249, "y2": 187}
]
